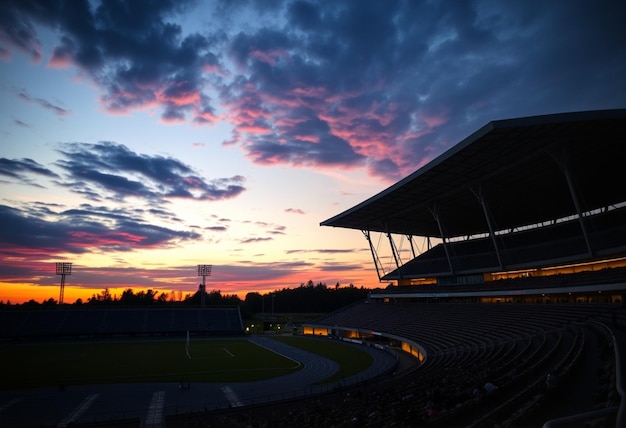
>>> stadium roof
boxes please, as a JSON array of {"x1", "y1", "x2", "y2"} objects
[{"x1": 321, "y1": 109, "x2": 626, "y2": 239}]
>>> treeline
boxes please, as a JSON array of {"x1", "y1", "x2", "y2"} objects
[
  {"x1": 243, "y1": 281, "x2": 371, "y2": 315},
  {"x1": 0, "y1": 281, "x2": 374, "y2": 317}
]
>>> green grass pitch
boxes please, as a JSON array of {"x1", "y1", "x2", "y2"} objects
[
  {"x1": 2, "y1": 338, "x2": 301, "y2": 389},
  {"x1": 273, "y1": 336, "x2": 373, "y2": 384},
  {"x1": 1, "y1": 336, "x2": 376, "y2": 390}
]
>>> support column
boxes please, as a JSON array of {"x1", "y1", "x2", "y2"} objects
[
  {"x1": 550, "y1": 147, "x2": 594, "y2": 257},
  {"x1": 428, "y1": 203, "x2": 454, "y2": 274},
  {"x1": 471, "y1": 185, "x2": 505, "y2": 270},
  {"x1": 407, "y1": 235, "x2": 416, "y2": 259},
  {"x1": 363, "y1": 230, "x2": 383, "y2": 281},
  {"x1": 386, "y1": 230, "x2": 402, "y2": 271}
]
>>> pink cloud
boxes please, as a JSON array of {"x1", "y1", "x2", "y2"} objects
[
  {"x1": 293, "y1": 134, "x2": 320, "y2": 143},
  {"x1": 249, "y1": 48, "x2": 288, "y2": 66},
  {"x1": 418, "y1": 110, "x2": 449, "y2": 128},
  {"x1": 363, "y1": 101, "x2": 398, "y2": 126},
  {"x1": 156, "y1": 86, "x2": 201, "y2": 107},
  {"x1": 67, "y1": 230, "x2": 145, "y2": 247},
  {"x1": 290, "y1": 85, "x2": 327, "y2": 98},
  {"x1": 274, "y1": 116, "x2": 307, "y2": 128},
  {"x1": 237, "y1": 124, "x2": 272, "y2": 134},
  {"x1": 202, "y1": 63, "x2": 226, "y2": 75},
  {"x1": 260, "y1": 90, "x2": 315, "y2": 110},
  {"x1": 159, "y1": 115, "x2": 187, "y2": 124},
  {"x1": 193, "y1": 110, "x2": 219, "y2": 124},
  {"x1": 47, "y1": 46, "x2": 73, "y2": 68}
]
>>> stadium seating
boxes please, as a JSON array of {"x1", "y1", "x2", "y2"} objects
[
  {"x1": 385, "y1": 207, "x2": 626, "y2": 280},
  {"x1": 299, "y1": 301, "x2": 623, "y2": 427}
]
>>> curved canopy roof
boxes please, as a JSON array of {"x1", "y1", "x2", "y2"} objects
[{"x1": 321, "y1": 109, "x2": 626, "y2": 239}]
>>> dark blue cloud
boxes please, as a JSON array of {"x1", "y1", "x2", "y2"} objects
[
  {"x1": 17, "y1": 91, "x2": 70, "y2": 115},
  {"x1": 240, "y1": 237, "x2": 272, "y2": 244},
  {"x1": 1, "y1": 0, "x2": 624, "y2": 182},
  {"x1": 1, "y1": 0, "x2": 218, "y2": 122},
  {"x1": 288, "y1": 1, "x2": 321, "y2": 31},
  {"x1": 222, "y1": 0, "x2": 626, "y2": 180},
  {"x1": 0, "y1": 202, "x2": 200, "y2": 256},
  {"x1": 0, "y1": 157, "x2": 60, "y2": 184},
  {"x1": 55, "y1": 142, "x2": 246, "y2": 202}
]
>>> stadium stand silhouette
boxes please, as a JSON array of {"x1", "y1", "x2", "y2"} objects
[{"x1": 304, "y1": 109, "x2": 626, "y2": 427}]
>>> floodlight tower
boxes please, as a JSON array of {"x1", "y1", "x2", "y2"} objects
[
  {"x1": 197, "y1": 264, "x2": 212, "y2": 308},
  {"x1": 55, "y1": 262, "x2": 72, "y2": 304}
]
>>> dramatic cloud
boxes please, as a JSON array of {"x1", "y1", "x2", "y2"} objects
[
  {"x1": 1, "y1": 0, "x2": 220, "y2": 123},
  {"x1": 0, "y1": 157, "x2": 60, "y2": 184},
  {"x1": 55, "y1": 142, "x2": 246, "y2": 202},
  {"x1": 1, "y1": 0, "x2": 624, "y2": 183},
  {"x1": 0, "y1": 203, "x2": 201, "y2": 257}
]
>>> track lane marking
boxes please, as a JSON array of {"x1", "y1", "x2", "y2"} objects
[
  {"x1": 221, "y1": 386, "x2": 243, "y2": 407},
  {"x1": 145, "y1": 390, "x2": 165, "y2": 427},
  {"x1": 0, "y1": 398, "x2": 21, "y2": 412},
  {"x1": 57, "y1": 394, "x2": 99, "y2": 428}
]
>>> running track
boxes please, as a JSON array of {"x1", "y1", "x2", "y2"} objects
[{"x1": 0, "y1": 337, "x2": 397, "y2": 427}]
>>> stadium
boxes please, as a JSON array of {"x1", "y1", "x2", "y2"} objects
[{"x1": 1, "y1": 109, "x2": 625, "y2": 427}]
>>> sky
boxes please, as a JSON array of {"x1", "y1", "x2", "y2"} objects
[{"x1": 1, "y1": 0, "x2": 625, "y2": 304}]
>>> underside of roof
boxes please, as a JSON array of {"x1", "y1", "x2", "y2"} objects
[{"x1": 321, "y1": 109, "x2": 626, "y2": 239}]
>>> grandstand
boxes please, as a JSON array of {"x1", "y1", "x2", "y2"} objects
[
  {"x1": 0, "y1": 307, "x2": 244, "y2": 339},
  {"x1": 321, "y1": 109, "x2": 626, "y2": 294},
  {"x1": 309, "y1": 109, "x2": 626, "y2": 427}
]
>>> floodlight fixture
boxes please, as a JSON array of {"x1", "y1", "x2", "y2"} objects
[
  {"x1": 198, "y1": 264, "x2": 212, "y2": 277},
  {"x1": 197, "y1": 264, "x2": 212, "y2": 308},
  {"x1": 55, "y1": 262, "x2": 72, "y2": 304}
]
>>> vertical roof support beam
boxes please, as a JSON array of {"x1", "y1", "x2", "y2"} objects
[
  {"x1": 386, "y1": 229, "x2": 402, "y2": 271},
  {"x1": 407, "y1": 234, "x2": 416, "y2": 259},
  {"x1": 550, "y1": 147, "x2": 594, "y2": 257},
  {"x1": 362, "y1": 229, "x2": 383, "y2": 281},
  {"x1": 428, "y1": 203, "x2": 455, "y2": 275},
  {"x1": 471, "y1": 185, "x2": 505, "y2": 270}
]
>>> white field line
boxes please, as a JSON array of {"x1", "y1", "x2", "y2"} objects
[
  {"x1": 221, "y1": 386, "x2": 243, "y2": 407},
  {"x1": 57, "y1": 394, "x2": 99, "y2": 428},
  {"x1": 249, "y1": 338, "x2": 301, "y2": 368},
  {"x1": 223, "y1": 347, "x2": 234, "y2": 357}
]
